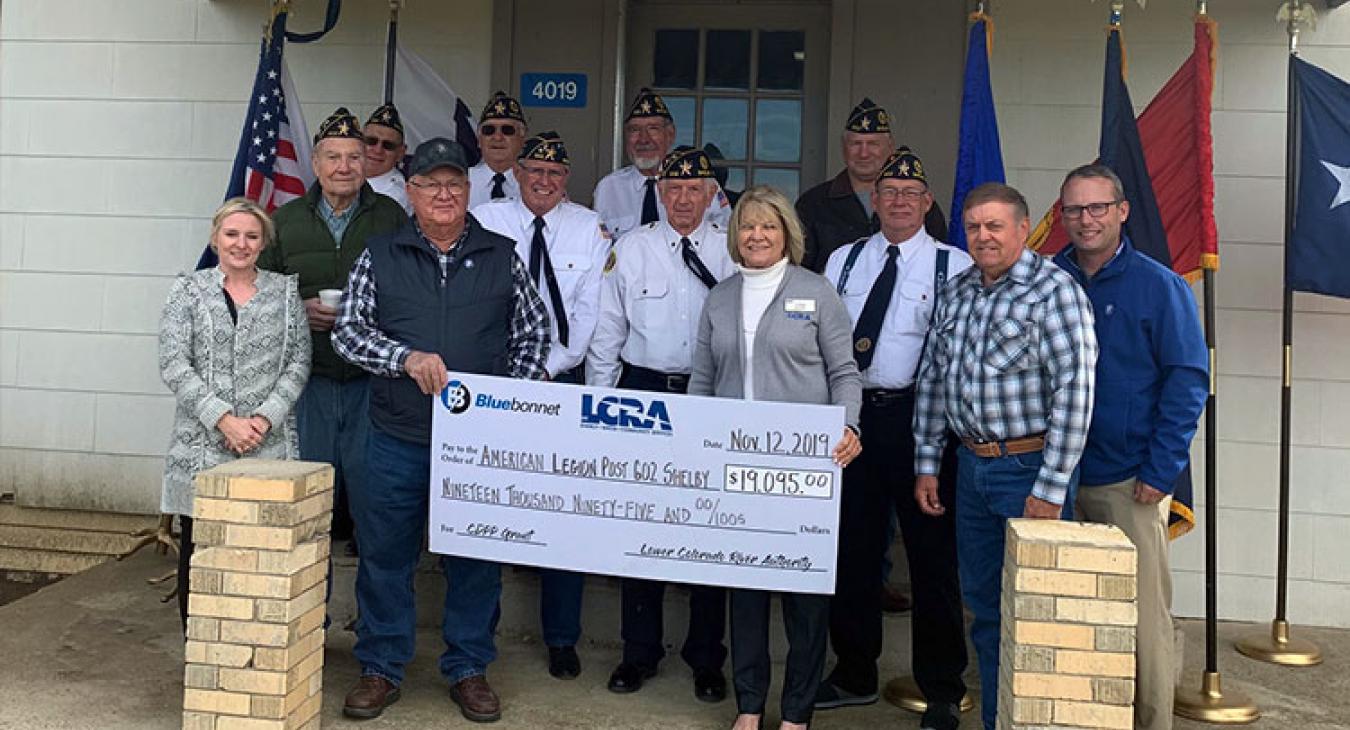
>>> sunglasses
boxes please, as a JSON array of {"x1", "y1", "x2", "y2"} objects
[
  {"x1": 363, "y1": 136, "x2": 401, "y2": 152},
  {"x1": 480, "y1": 124, "x2": 518, "y2": 137}
]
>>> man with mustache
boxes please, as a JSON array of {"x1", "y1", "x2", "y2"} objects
[{"x1": 593, "y1": 88, "x2": 730, "y2": 239}]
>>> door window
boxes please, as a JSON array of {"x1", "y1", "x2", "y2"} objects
[{"x1": 651, "y1": 28, "x2": 806, "y2": 200}]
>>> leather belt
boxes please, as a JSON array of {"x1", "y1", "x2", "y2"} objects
[
  {"x1": 862, "y1": 387, "x2": 914, "y2": 408},
  {"x1": 620, "y1": 362, "x2": 690, "y2": 393},
  {"x1": 961, "y1": 433, "x2": 1046, "y2": 458}
]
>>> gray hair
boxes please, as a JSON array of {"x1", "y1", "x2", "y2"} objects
[{"x1": 962, "y1": 182, "x2": 1029, "y2": 222}]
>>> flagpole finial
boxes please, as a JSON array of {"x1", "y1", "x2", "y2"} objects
[
  {"x1": 1197, "y1": 0, "x2": 1208, "y2": 16},
  {"x1": 1279, "y1": 0, "x2": 1316, "y2": 54}
]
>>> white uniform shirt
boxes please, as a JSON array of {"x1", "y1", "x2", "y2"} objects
[
  {"x1": 368, "y1": 168, "x2": 410, "y2": 215},
  {"x1": 591, "y1": 165, "x2": 732, "y2": 240},
  {"x1": 823, "y1": 228, "x2": 974, "y2": 390},
  {"x1": 587, "y1": 219, "x2": 736, "y2": 387},
  {"x1": 472, "y1": 198, "x2": 611, "y2": 378},
  {"x1": 469, "y1": 162, "x2": 520, "y2": 209}
]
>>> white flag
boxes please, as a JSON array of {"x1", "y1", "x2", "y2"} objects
[{"x1": 391, "y1": 44, "x2": 479, "y2": 158}]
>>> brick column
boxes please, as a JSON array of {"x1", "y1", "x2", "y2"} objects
[
  {"x1": 181, "y1": 460, "x2": 334, "y2": 730},
  {"x1": 998, "y1": 519, "x2": 1138, "y2": 730}
]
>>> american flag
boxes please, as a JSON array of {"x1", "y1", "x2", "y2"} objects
[{"x1": 199, "y1": 10, "x2": 312, "y2": 269}]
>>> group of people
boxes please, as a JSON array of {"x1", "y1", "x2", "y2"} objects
[{"x1": 158, "y1": 86, "x2": 1207, "y2": 730}]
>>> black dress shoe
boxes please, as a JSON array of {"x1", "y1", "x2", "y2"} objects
[
  {"x1": 548, "y1": 645, "x2": 581, "y2": 679},
  {"x1": 607, "y1": 662, "x2": 657, "y2": 693},
  {"x1": 919, "y1": 701, "x2": 961, "y2": 730},
  {"x1": 693, "y1": 667, "x2": 727, "y2": 703}
]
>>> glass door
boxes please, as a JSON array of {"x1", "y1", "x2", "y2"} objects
[{"x1": 628, "y1": 2, "x2": 830, "y2": 201}]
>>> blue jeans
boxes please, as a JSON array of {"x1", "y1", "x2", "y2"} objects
[
  {"x1": 954, "y1": 446, "x2": 1076, "y2": 730},
  {"x1": 351, "y1": 427, "x2": 502, "y2": 685},
  {"x1": 295, "y1": 374, "x2": 369, "y2": 539}
]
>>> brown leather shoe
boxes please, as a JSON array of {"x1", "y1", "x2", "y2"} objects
[
  {"x1": 450, "y1": 675, "x2": 502, "y2": 723},
  {"x1": 343, "y1": 675, "x2": 401, "y2": 719},
  {"x1": 881, "y1": 583, "x2": 913, "y2": 613}
]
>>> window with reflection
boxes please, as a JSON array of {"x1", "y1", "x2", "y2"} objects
[{"x1": 649, "y1": 27, "x2": 805, "y2": 201}]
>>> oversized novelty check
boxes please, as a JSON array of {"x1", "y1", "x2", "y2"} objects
[{"x1": 429, "y1": 373, "x2": 844, "y2": 594}]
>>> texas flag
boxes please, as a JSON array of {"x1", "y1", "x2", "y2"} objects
[{"x1": 1288, "y1": 56, "x2": 1350, "y2": 299}]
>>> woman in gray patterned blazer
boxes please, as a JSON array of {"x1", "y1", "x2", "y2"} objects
[
  {"x1": 158, "y1": 197, "x2": 311, "y2": 627},
  {"x1": 689, "y1": 186, "x2": 862, "y2": 730}
]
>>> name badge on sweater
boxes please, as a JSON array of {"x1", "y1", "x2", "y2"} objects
[{"x1": 784, "y1": 298, "x2": 816, "y2": 313}]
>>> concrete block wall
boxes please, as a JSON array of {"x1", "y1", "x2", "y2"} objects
[
  {"x1": 993, "y1": 0, "x2": 1350, "y2": 628},
  {"x1": 182, "y1": 459, "x2": 334, "y2": 730},
  {"x1": 999, "y1": 520, "x2": 1139, "y2": 730},
  {"x1": 0, "y1": 0, "x2": 493, "y2": 514}
]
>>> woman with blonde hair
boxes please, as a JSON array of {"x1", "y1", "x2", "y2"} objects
[
  {"x1": 689, "y1": 185, "x2": 862, "y2": 729},
  {"x1": 158, "y1": 197, "x2": 310, "y2": 627}
]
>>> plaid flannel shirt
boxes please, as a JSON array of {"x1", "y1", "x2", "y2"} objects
[
  {"x1": 332, "y1": 225, "x2": 551, "y2": 381},
  {"x1": 913, "y1": 247, "x2": 1097, "y2": 505}
]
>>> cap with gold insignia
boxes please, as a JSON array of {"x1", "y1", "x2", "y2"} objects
[
  {"x1": 365, "y1": 103, "x2": 404, "y2": 137},
  {"x1": 480, "y1": 90, "x2": 526, "y2": 125},
  {"x1": 877, "y1": 147, "x2": 927, "y2": 185},
  {"x1": 845, "y1": 97, "x2": 891, "y2": 135},
  {"x1": 314, "y1": 107, "x2": 365, "y2": 145},
  {"x1": 659, "y1": 145, "x2": 716, "y2": 180},
  {"x1": 518, "y1": 131, "x2": 570, "y2": 166},
  {"x1": 625, "y1": 87, "x2": 673, "y2": 122}
]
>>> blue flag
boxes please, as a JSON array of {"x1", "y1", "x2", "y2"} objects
[
  {"x1": 1289, "y1": 57, "x2": 1350, "y2": 299},
  {"x1": 1100, "y1": 27, "x2": 1171, "y2": 270},
  {"x1": 949, "y1": 16, "x2": 1005, "y2": 250}
]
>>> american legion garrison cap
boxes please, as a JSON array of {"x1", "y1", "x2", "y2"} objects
[
  {"x1": 878, "y1": 147, "x2": 927, "y2": 185},
  {"x1": 519, "y1": 131, "x2": 570, "y2": 166},
  {"x1": 365, "y1": 103, "x2": 404, "y2": 136},
  {"x1": 481, "y1": 90, "x2": 527, "y2": 124},
  {"x1": 660, "y1": 145, "x2": 716, "y2": 180},
  {"x1": 845, "y1": 97, "x2": 891, "y2": 134},
  {"x1": 626, "y1": 87, "x2": 673, "y2": 122},
  {"x1": 313, "y1": 107, "x2": 364, "y2": 144}
]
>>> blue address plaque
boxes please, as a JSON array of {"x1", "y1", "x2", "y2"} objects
[{"x1": 520, "y1": 73, "x2": 588, "y2": 108}]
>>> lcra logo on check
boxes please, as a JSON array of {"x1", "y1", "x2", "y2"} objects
[{"x1": 580, "y1": 394, "x2": 674, "y2": 436}]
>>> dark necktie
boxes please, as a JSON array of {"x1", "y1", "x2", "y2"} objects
[
  {"x1": 641, "y1": 177, "x2": 659, "y2": 225},
  {"x1": 530, "y1": 217, "x2": 570, "y2": 347},
  {"x1": 680, "y1": 237, "x2": 719, "y2": 290},
  {"x1": 491, "y1": 172, "x2": 506, "y2": 200},
  {"x1": 852, "y1": 246, "x2": 899, "y2": 372}
]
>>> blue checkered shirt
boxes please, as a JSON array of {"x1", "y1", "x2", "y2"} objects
[
  {"x1": 913, "y1": 248, "x2": 1098, "y2": 505},
  {"x1": 332, "y1": 225, "x2": 551, "y2": 381}
]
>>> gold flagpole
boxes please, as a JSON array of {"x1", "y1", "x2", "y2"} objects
[
  {"x1": 1233, "y1": 0, "x2": 1323, "y2": 669},
  {"x1": 1173, "y1": 1, "x2": 1261, "y2": 722}
]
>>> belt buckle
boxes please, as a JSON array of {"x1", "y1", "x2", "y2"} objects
[{"x1": 666, "y1": 374, "x2": 684, "y2": 391}]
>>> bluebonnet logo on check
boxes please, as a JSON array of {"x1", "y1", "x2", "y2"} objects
[
  {"x1": 580, "y1": 394, "x2": 673, "y2": 435},
  {"x1": 441, "y1": 380, "x2": 562, "y2": 417}
]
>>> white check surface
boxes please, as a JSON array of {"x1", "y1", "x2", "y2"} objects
[{"x1": 429, "y1": 373, "x2": 844, "y2": 593}]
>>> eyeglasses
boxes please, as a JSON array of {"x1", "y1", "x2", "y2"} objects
[
  {"x1": 363, "y1": 136, "x2": 401, "y2": 152},
  {"x1": 877, "y1": 188, "x2": 927, "y2": 201},
  {"x1": 1061, "y1": 201, "x2": 1122, "y2": 219},
  {"x1": 480, "y1": 124, "x2": 518, "y2": 137},
  {"x1": 408, "y1": 179, "x2": 467, "y2": 196}
]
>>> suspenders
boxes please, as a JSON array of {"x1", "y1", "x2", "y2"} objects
[
  {"x1": 835, "y1": 238, "x2": 951, "y2": 317},
  {"x1": 834, "y1": 239, "x2": 950, "y2": 380}
]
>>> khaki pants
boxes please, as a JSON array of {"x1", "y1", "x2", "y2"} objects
[{"x1": 1077, "y1": 478, "x2": 1174, "y2": 730}]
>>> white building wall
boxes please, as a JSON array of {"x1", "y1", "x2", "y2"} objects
[
  {"x1": 0, "y1": 0, "x2": 494, "y2": 513},
  {"x1": 995, "y1": 0, "x2": 1350, "y2": 628}
]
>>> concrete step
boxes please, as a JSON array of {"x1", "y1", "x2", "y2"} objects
[
  {"x1": 0, "y1": 546, "x2": 110, "y2": 575},
  {"x1": 0, "y1": 524, "x2": 145, "y2": 555},
  {"x1": 0, "y1": 504, "x2": 156, "y2": 534},
  {"x1": 0, "y1": 505, "x2": 158, "y2": 576}
]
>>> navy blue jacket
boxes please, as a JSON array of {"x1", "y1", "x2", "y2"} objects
[{"x1": 1053, "y1": 240, "x2": 1208, "y2": 491}]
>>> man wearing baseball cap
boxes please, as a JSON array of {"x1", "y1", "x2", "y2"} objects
[{"x1": 332, "y1": 136, "x2": 552, "y2": 723}]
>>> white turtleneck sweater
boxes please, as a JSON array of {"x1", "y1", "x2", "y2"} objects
[{"x1": 739, "y1": 257, "x2": 789, "y2": 400}]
